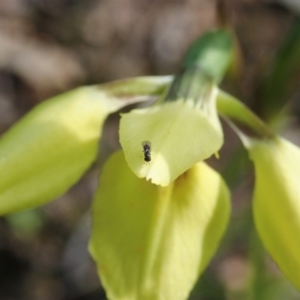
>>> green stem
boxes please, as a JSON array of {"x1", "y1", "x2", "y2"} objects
[{"x1": 216, "y1": 90, "x2": 275, "y2": 139}]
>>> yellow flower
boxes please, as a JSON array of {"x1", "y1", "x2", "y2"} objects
[
  {"x1": 90, "y1": 150, "x2": 230, "y2": 300},
  {"x1": 120, "y1": 73, "x2": 223, "y2": 187}
]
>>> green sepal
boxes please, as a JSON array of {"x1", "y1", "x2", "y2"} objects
[{"x1": 182, "y1": 29, "x2": 233, "y2": 83}]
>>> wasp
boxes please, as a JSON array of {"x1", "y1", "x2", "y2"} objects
[{"x1": 142, "y1": 141, "x2": 151, "y2": 163}]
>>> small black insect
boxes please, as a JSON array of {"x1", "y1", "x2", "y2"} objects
[{"x1": 142, "y1": 141, "x2": 151, "y2": 162}]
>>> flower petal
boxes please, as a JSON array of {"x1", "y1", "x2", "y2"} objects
[
  {"x1": 249, "y1": 137, "x2": 300, "y2": 290},
  {"x1": 89, "y1": 150, "x2": 230, "y2": 300},
  {"x1": 120, "y1": 96, "x2": 223, "y2": 186},
  {"x1": 0, "y1": 85, "x2": 137, "y2": 215}
]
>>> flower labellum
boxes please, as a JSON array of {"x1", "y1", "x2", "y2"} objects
[{"x1": 90, "y1": 150, "x2": 230, "y2": 300}]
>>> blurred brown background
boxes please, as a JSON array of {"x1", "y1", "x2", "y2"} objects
[{"x1": 0, "y1": 0, "x2": 300, "y2": 299}]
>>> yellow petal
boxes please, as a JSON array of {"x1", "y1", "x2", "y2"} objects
[
  {"x1": 89, "y1": 150, "x2": 230, "y2": 300},
  {"x1": 249, "y1": 137, "x2": 300, "y2": 290},
  {"x1": 0, "y1": 85, "x2": 133, "y2": 215},
  {"x1": 120, "y1": 96, "x2": 223, "y2": 187}
]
